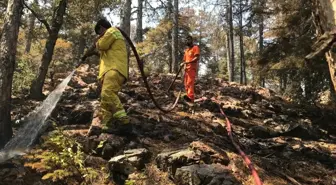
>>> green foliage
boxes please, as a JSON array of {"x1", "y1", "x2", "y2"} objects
[
  {"x1": 49, "y1": 38, "x2": 74, "y2": 73},
  {"x1": 136, "y1": 9, "x2": 212, "y2": 74},
  {"x1": 136, "y1": 19, "x2": 174, "y2": 73},
  {"x1": 12, "y1": 59, "x2": 36, "y2": 96},
  {"x1": 24, "y1": 127, "x2": 101, "y2": 185},
  {"x1": 252, "y1": 0, "x2": 330, "y2": 103},
  {"x1": 125, "y1": 180, "x2": 136, "y2": 185}
]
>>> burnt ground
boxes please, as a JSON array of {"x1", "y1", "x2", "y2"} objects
[{"x1": 1, "y1": 64, "x2": 336, "y2": 185}]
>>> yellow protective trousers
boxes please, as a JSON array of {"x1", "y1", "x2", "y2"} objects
[{"x1": 100, "y1": 70, "x2": 128, "y2": 127}]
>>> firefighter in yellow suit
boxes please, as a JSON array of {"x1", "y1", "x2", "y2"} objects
[{"x1": 82, "y1": 19, "x2": 131, "y2": 135}]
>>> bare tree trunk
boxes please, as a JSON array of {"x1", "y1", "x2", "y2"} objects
[
  {"x1": 279, "y1": 74, "x2": 283, "y2": 92},
  {"x1": 120, "y1": 0, "x2": 131, "y2": 78},
  {"x1": 309, "y1": 0, "x2": 336, "y2": 101},
  {"x1": 225, "y1": 8, "x2": 232, "y2": 81},
  {"x1": 135, "y1": 0, "x2": 143, "y2": 43},
  {"x1": 0, "y1": 0, "x2": 23, "y2": 148},
  {"x1": 226, "y1": 32, "x2": 231, "y2": 80},
  {"x1": 279, "y1": 72, "x2": 287, "y2": 93},
  {"x1": 172, "y1": 0, "x2": 179, "y2": 73},
  {"x1": 30, "y1": 32, "x2": 60, "y2": 99},
  {"x1": 198, "y1": 11, "x2": 203, "y2": 78},
  {"x1": 167, "y1": 0, "x2": 173, "y2": 73},
  {"x1": 29, "y1": 0, "x2": 67, "y2": 99},
  {"x1": 168, "y1": 30, "x2": 173, "y2": 73},
  {"x1": 77, "y1": 26, "x2": 86, "y2": 59},
  {"x1": 228, "y1": 0, "x2": 235, "y2": 82},
  {"x1": 305, "y1": 12, "x2": 336, "y2": 102},
  {"x1": 78, "y1": 34, "x2": 86, "y2": 58},
  {"x1": 239, "y1": 0, "x2": 246, "y2": 85},
  {"x1": 25, "y1": 0, "x2": 37, "y2": 54},
  {"x1": 120, "y1": 0, "x2": 132, "y2": 37},
  {"x1": 259, "y1": 0, "x2": 265, "y2": 87},
  {"x1": 25, "y1": 15, "x2": 34, "y2": 53}
]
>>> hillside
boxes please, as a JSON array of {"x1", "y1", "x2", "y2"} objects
[{"x1": 1, "y1": 64, "x2": 336, "y2": 185}]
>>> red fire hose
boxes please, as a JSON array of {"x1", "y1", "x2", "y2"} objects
[{"x1": 195, "y1": 97, "x2": 263, "y2": 185}]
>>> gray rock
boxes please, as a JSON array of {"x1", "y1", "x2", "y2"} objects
[
  {"x1": 274, "y1": 125, "x2": 284, "y2": 133},
  {"x1": 84, "y1": 155, "x2": 107, "y2": 167},
  {"x1": 174, "y1": 164, "x2": 233, "y2": 185},
  {"x1": 148, "y1": 103, "x2": 156, "y2": 109},
  {"x1": 109, "y1": 148, "x2": 150, "y2": 175},
  {"x1": 279, "y1": 115, "x2": 289, "y2": 121},
  {"x1": 156, "y1": 142, "x2": 230, "y2": 178},
  {"x1": 189, "y1": 141, "x2": 230, "y2": 166},
  {"x1": 241, "y1": 109, "x2": 253, "y2": 118},
  {"x1": 83, "y1": 134, "x2": 125, "y2": 159},
  {"x1": 163, "y1": 134, "x2": 172, "y2": 142},
  {"x1": 299, "y1": 118, "x2": 312, "y2": 125},
  {"x1": 280, "y1": 125, "x2": 317, "y2": 140},
  {"x1": 68, "y1": 110, "x2": 93, "y2": 125},
  {"x1": 263, "y1": 118, "x2": 274, "y2": 125},
  {"x1": 83, "y1": 136, "x2": 100, "y2": 154},
  {"x1": 156, "y1": 149, "x2": 200, "y2": 175},
  {"x1": 99, "y1": 134, "x2": 125, "y2": 160},
  {"x1": 210, "y1": 122, "x2": 226, "y2": 134},
  {"x1": 68, "y1": 76, "x2": 88, "y2": 88},
  {"x1": 118, "y1": 92, "x2": 132, "y2": 103},
  {"x1": 86, "y1": 125, "x2": 102, "y2": 137},
  {"x1": 248, "y1": 125, "x2": 280, "y2": 138}
]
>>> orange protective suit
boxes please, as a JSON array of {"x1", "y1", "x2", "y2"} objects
[{"x1": 183, "y1": 45, "x2": 200, "y2": 101}]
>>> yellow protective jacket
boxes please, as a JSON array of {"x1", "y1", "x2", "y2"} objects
[{"x1": 96, "y1": 27, "x2": 128, "y2": 80}]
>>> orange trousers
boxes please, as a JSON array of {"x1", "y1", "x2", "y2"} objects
[{"x1": 184, "y1": 68, "x2": 196, "y2": 101}]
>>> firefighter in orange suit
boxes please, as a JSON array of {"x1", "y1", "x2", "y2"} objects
[{"x1": 180, "y1": 35, "x2": 200, "y2": 103}]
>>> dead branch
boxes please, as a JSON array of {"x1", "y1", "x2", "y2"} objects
[{"x1": 22, "y1": 0, "x2": 51, "y2": 33}]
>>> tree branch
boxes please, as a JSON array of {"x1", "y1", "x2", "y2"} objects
[
  {"x1": 306, "y1": 30, "x2": 336, "y2": 60},
  {"x1": 140, "y1": 43, "x2": 169, "y2": 59},
  {"x1": 22, "y1": 0, "x2": 51, "y2": 33},
  {"x1": 144, "y1": 0, "x2": 164, "y2": 18},
  {"x1": 157, "y1": 0, "x2": 167, "y2": 8},
  {"x1": 131, "y1": 8, "x2": 138, "y2": 15},
  {"x1": 0, "y1": 1, "x2": 6, "y2": 8}
]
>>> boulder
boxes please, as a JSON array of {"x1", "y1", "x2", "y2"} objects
[
  {"x1": 156, "y1": 149, "x2": 200, "y2": 175},
  {"x1": 175, "y1": 164, "x2": 235, "y2": 185},
  {"x1": 98, "y1": 134, "x2": 126, "y2": 160},
  {"x1": 68, "y1": 110, "x2": 93, "y2": 125},
  {"x1": 280, "y1": 125, "x2": 318, "y2": 140},
  {"x1": 109, "y1": 148, "x2": 151, "y2": 175},
  {"x1": 248, "y1": 125, "x2": 280, "y2": 138},
  {"x1": 118, "y1": 92, "x2": 132, "y2": 103},
  {"x1": 156, "y1": 142, "x2": 230, "y2": 177},
  {"x1": 83, "y1": 134, "x2": 125, "y2": 159},
  {"x1": 69, "y1": 76, "x2": 88, "y2": 88},
  {"x1": 189, "y1": 141, "x2": 230, "y2": 165},
  {"x1": 83, "y1": 136, "x2": 100, "y2": 154}
]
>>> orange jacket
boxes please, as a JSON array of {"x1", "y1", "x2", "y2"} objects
[{"x1": 183, "y1": 45, "x2": 200, "y2": 70}]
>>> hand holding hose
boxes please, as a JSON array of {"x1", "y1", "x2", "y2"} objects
[
  {"x1": 77, "y1": 43, "x2": 97, "y2": 68},
  {"x1": 167, "y1": 63, "x2": 184, "y2": 92}
]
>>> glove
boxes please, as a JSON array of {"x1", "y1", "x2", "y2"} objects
[{"x1": 180, "y1": 62, "x2": 186, "y2": 67}]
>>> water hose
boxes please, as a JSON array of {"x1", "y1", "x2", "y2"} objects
[
  {"x1": 216, "y1": 102, "x2": 263, "y2": 185},
  {"x1": 195, "y1": 97, "x2": 263, "y2": 185},
  {"x1": 117, "y1": 27, "x2": 181, "y2": 113},
  {"x1": 167, "y1": 64, "x2": 184, "y2": 92}
]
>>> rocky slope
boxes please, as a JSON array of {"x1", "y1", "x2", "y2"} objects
[{"x1": 2, "y1": 64, "x2": 336, "y2": 185}]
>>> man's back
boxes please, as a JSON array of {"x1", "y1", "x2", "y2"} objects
[{"x1": 96, "y1": 27, "x2": 128, "y2": 80}]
